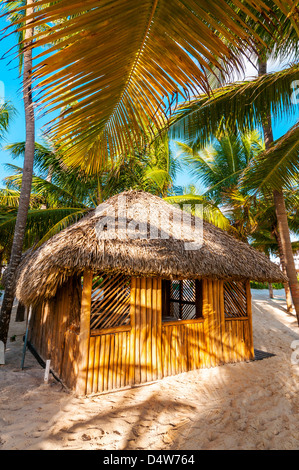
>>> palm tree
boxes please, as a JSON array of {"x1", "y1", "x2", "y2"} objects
[
  {"x1": 249, "y1": 191, "x2": 299, "y2": 309},
  {"x1": 0, "y1": 102, "x2": 17, "y2": 282},
  {"x1": 167, "y1": 132, "x2": 263, "y2": 235},
  {"x1": 0, "y1": 133, "x2": 179, "y2": 252},
  {"x1": 256, "y1": 49, "x2": 299, "y2": 320},
  {"x1": 0, "y1": 0, "x2": 36, "y2": 350},
  {"x1": 5, "y1": 0, "x2": 291, "y2": 169},
  {"x1": 168, "y1": 0, "x2": 299, "y2": 319},
  {"x1": 0, "y1": 0, "x2": 296, "y2": 347},
  {"x1": 167, "y1": 130, "x2": 299, "y2": 310},
  {"x1": 169, "y1": 62, "x2": 299, "y2": 321}
]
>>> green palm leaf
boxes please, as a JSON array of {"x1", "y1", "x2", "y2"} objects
[
  {"x1": 164, "y1": 194, "x2": 234, "y2": 233},
  {"x1": 169, "y1": 64, "x2": 299, "y2": 147},
  {"x1": 3, "y1": 0, "x2": 290, "y2": 171},
  {"x1": 241, "y1": 121, "x2": 299, "y2": 193}
]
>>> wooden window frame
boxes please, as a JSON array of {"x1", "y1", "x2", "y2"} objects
[
  {"x1": 162, "y1": 279, "x2": 203, "y2": 322},
  {"x1": 90, "y1": 272, "x2": 131, "y2": 332},
  {"x1": 223, "y1": 280, "x2": 248, "y2": 319}
]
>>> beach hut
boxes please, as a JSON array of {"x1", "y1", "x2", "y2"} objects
[{"x1": 14, "y1": 190, "x2": 285, "y2": 395}]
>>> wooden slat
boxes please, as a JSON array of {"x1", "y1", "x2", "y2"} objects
[
  {"x1": 98, "y1": 335, "x2": 105, "y2": 392},
  {"x1": 202, "y1": 279, "x2": 210, "y2": 368},
  {"x1": 156, "y1": 278, "x2": 162, "y2": 380},
  {"x1": 113, "y1": 332, "x2": 119, "y2": 390},
  {"x1": 140, "y1": 278, "x2": 147, "y2": 384},
  {"x1": 146, "y1": 278, "x2": 152, "y2": 382},
  {"x1": 134, "y1": 278, "x2": 141, "y2": 384},
  {"x1": 87, "y1": 336, "x2": 95, "y2": 394},
  {"x1": 76, "y1": 270, "x2": 93, "y2": 396},
  {"x1": 227, "y1": 320, "x2": 233, "y2": 362},
  {"x1": 93, "y1": 336, "x2": 100, "y2": 394},
  {"x1": 246, "y1": 280, "x2": 255, "y2": 360},
  {"x1": 224, "y1": 281, "x2": 247, "y2": 318},
  {"x1": 151, "y1": 277, "x2": 157, "y2": 380},
  {"x1": 129, "y1": 277, "x2": 136, "y2": 385},
  {"x1": 160, "y1": 318, "x2": 204, "y2": 327},
  {"x1": 91, "y1": 324, "x2": 131, "y2": 336},
  {"x1": 103, "y1": 334, "x2": 110, "y2": 391},
  {"x1": 108, "y1": 333, "x2": 115, "y2": 390},
  {"x1": 90, "y1": 272, "x2": 131, "y2": 330},
  {"x1": 208, "y1": 280, "x2": 216, "y2": 367},
  {"x1": 125, "y1": 331, "x2": 130, "y2": 387}
]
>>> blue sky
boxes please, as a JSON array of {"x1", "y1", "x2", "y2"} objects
[
  {"x1": 0, "y1": 16, "x2": 56, "y2": 183},
  {"x1": 0, "y1": 17, "x2": 298, "y2": 190}
]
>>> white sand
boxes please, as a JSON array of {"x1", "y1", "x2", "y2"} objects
[{"x1": 0, "y1": 289, "x2": 299, "y2": 450}]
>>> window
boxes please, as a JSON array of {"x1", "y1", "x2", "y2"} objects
[
  {"x1": 224, "y1": 281, "x2": 247, "y2": 318},
  {"x1": 162, "y1": 279, "x2": 203, "y2": 322},
  {"x1": 90, "y1": 272, "x2": 131, "y2": 331}
]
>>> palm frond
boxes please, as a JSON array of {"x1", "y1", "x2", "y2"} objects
[
  {"x1": 169, "y1": 64, "x2": 299, "y2": 147},
  {"x1": 0, "y1": 206, "x2": 89, "y2": 250},
  {"x1": 164, "y1": 194, "x2": 234, "y2": 233},
  {"x1": 33, "y1": 208, "x2": 89, "y2": 247},
  {"x1": 241, "y1": 121, "x2": 299, "y2": 193},
  {"x1": 0, "y1": 101, "x2": 17, "y2": 140},
  {"x1": 2, "y1": 0, "x2": 290, "y2": 171}
]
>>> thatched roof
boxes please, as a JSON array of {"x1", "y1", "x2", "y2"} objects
[{"x1": 15, "y1": 190, "x2": 286, "y2": 305}]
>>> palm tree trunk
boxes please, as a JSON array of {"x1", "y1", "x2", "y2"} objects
[
  {"x1": 273, "y1": 225, "x2": 294, "y2": 312},
  {"x1": 0, "y1": 250, "x2": 3, "y2": 282},
  {"x1": 273, "y1": 189, "x2": 299, "y2": 317},
  {"x1": 0, "y1": 0, "x2": 35, "y2": 350},
  {"x1": 258, "y1": 58, "x2": 299, "y2": 323}
]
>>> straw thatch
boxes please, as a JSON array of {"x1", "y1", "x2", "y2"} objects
[{"x1": 15, "y1": 190, "x2": 286, "y2": 306}]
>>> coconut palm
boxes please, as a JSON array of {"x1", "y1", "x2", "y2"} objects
[
  {"x1": 5, "y1": 0, "x2": 293, "y2": 168},
  {"x1": 0, "y1": 133, "x2": 179, "y2": 253},
  {"x1": 168, "y1": 130, "x2": 299, "y2": 309},
  {"x1": 0, "y1": 0, "x2": 297, "y2": 347},
  {"x1": 169, "y1": 62, "x2": 299, "y2": 320},
  {"x1": 0, "y1": 0, "x2": 37, "y2": 350},
  {"x1": 0, "y1": 101, "x2": 16, "y2": 279},
  {"x1": 167, "y1": 131, "x2": 263, "y2": 236},
  {"x1": 168, "y1": 0, "x2": 299, "y2": 319}
]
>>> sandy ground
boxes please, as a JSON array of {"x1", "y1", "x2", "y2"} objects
[{"x1": 0, "y1": 289, "x2": 299, "y2": 451}]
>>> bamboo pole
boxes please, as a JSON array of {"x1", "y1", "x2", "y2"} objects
[
  {"x1": 246, "y1": 280, "x2": 255, "y2": 360},
  {"x1": 76, "y1": 270, "x2": 93, "y2": 396}
]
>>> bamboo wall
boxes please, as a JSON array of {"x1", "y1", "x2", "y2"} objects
[
  {"x1": 28, "y1": 273, "x2": 254, "y2": 395},
  {"x1": 83, "y1": 276, "x2": 254, "y2": 395},
  {"x1": 29, "y1": 276, "x2": 81, "y2": 390},
  {"x1": 85, "y1": 277, "x2": 163, "y2": 394}
]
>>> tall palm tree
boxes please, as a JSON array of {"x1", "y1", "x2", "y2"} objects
[
  {"x1": 256, "y1": 57, "x2": 299, "y2": 317},
  {"x1": 168, "y1": 131, "x2": 298, "y2": 309},
  {"x1": 0, "y1": 102, "x2": 17, "y2": 282},
  {"x1": 0, "y1": 0, "x2": 36, "y2": 350},
  {"x1": 5, "y1": 0, "x2": 291, "y2": 169},
  {"x1": 169, "y1": 62, "x2": 299, "y2": 321},
  {"x1": 0, "y1": 134, "x2": 179, "y2": 251},
  {"x1": 167, "y1": 131, "x2": 264, "y2": 237},
  {"x1": 0, "y1": 0, "x2": 296, "y2": 348},
  {"x1": 168, "y1": 0, "x2": 299, "y2": 318}
]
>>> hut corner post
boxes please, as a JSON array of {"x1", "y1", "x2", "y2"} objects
[
  {"x1": 76, "y1": 270, "x2": 93, "y2": 396},
  {"x1": 246, "y1": 280, "x2": 255, "y2": 360}
]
